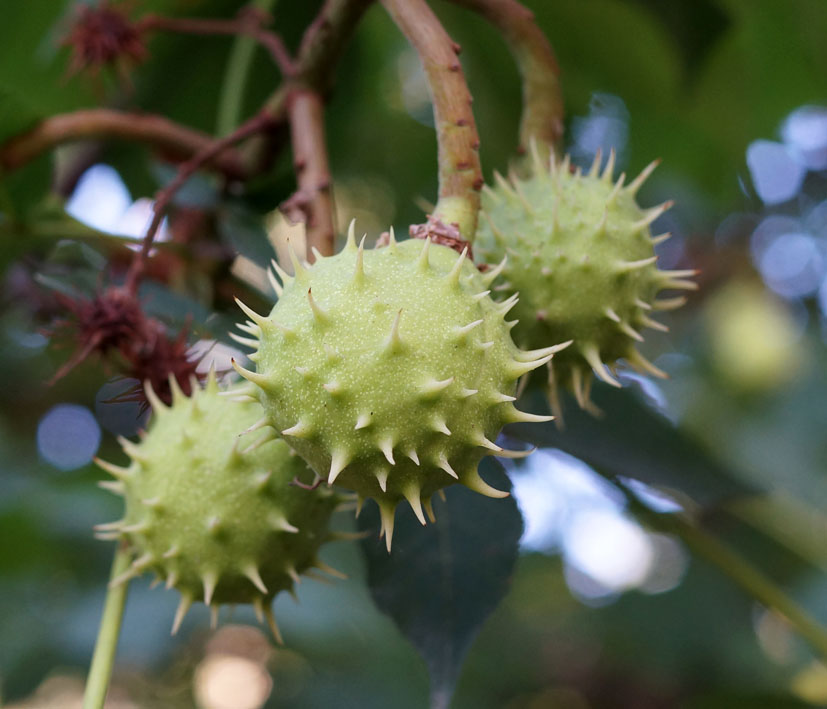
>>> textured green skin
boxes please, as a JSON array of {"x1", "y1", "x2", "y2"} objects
[
  {"x1": 102, "y1": 379, "x2": 338, "y2": 605},
  {"x1": 476, "y1": 163, "x2": 663, "y2": 381},
  {"x1": 246, "y1": 238, "x2": 530, "y2": 514}
]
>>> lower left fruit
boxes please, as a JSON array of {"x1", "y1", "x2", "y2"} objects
[{"x1": 94, "y1": 371, "x2": 342, "y2": 641}]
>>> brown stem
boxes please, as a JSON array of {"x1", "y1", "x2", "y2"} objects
[
  {"x1": 0, "y1": 109, "x2": 247, "y2": 179},
  {"x1": 448, "y1": 0, "x2": 563, "y2": 158},
  {"x1": 123, "y1": 110, "x2": 277, "y2": 294},
  {"x1": 381, "y1": 0, "x2": 483, "y2": 240},
  {"x1": 137, "y1": 11, "x2": 296, "y2": 77},
  {"x1": 284, "y1": 90, "x2": 335, "y2": 258}
]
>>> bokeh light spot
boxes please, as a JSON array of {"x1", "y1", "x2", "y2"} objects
[{"x1": 37, "y1": 404, "x2": 101, "y2": 471}]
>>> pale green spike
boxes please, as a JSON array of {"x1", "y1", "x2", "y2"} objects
[
  {"x1": 384, "y1": 309, "x2": 404, "y2": 353},
  {"x1": 98, "y1": 480, "x2": 125, "y2": 495},
  {"x1": 593, "y1": 209, "x2": 608, "y2": 236},
  {"x1": 354, "y1": 412, "x2": 372, "y2": 430},
  {"x1": 626, "y1": 348, "x2": 668, "y2": 379},
  {"x1": 240, "y1": 429, "x2": 276, "y2": 454},
  {"x1": 234, "y1": 297, "x2": 268, "y2": 328},
  {"x1": 653, "y1": 296, "x2": 687, "y2": 311},
  {"x1": 264, "y1": 605, "x2": 283, "y2": 645},
  {"x1": 477, "y1": 340, "x2": 495, "y2": 352},
  {"x1": 168, "y1": 373, "x2": 185, "y2": 405},
  {"x1": 634, "y1": 298, "x2": 653, "y2": 310},
  {"x1": 345, "y1": 218, "x2": 357, "y2": 249},
  {"x1": 231, "y1": 359, "x2": 271, "y2": 391},
  {"x1": 482, "y1": 183, "x2": 502, "y2": 204},
  {"x1": 605, "y1": 307, "x2": 621, "y2": 323},
  {"x1": 295, "y1": 365, "x2": 311, "y2": 378},
  {"x1": 171, "y1": 593, "x2": 193, "y2": 635},
  {"x1": 472, "y1": 289, "x2": 491, "y2": 302},
  {"x1": 378, "y1": 438, "x2": 395, "y2": 465},
  {"x1": 242, "y1": 564, "x2": 268, "y2": 594},
  {"x1": 431, "y1": 416, "x2": 451, "y2": 436},
  {"x1": 322, "y1": 380, "x2": 343, "y2": 395},
  {"x1": 423, "y1": 497, "x2": 436, "y2": 524},
  {"x1": 420, "y1": 377, "x2": 454, "y2": 397},
  {"x1": 460, "y1": 388, "x2": 478, "y2": 397},
  {"x1": 493, "y1": 170, "x2": 518, "y2": 200},
  {"x1": 252, "y1": 470, "x2": 272, "y2": 491},
  {"x1": 616, "y1": 256, "x2": 658, "y2": 272},
  {"x1": 528, "y1": 137, "x2": 549, "y2": 176},
  {"x1": 287, "y1": 242, "x2": 308, "y2": 279},
  {"x1": 661, "y1": 278, "x2": 698, "y2": 291},
  {"x1": 404, "y1": 484, "x2": 427, "y2": 525},
  {"x1": 121, "y1": 521, "x2": 150, "y2": 534},
  {"x1": 619, "y1": 321, "x2": 644, "y2": 342},
  {"x1": 271, "y1": 258, "x2": 293, "y2": 286},
  {"x1": 307, "y1": 288, "x2": 329, "y2": 323},
  {"x1": 351, "y1": 235, "x2": 367, "y2": 283},
  {"x1": 507, "y1": 353, "x2": 553, "y2": 378},
  {"x1": 94, "y1": 520, "x2": 124, "y2": 532},
  {"x1": 651, "y1": 232, "x2": 671, "y2": 246},
  {"x1": 267, "y1": 267, "x2": 283, "y2": 297},
  {"x1": 313, "y1": 558, "x2": 348, "y2": 579},
  {"x1": 117, "y1": 437, "x2": 148, "y2": 463},
  {"x1": 165, "y1": 570, "x2": 178, "y2": 590},
  {"x1": 144, "y1": 380, "x2": 167, "y2": 414},
  {"x1": 236, "y1": 321, "x2": 260, "y2": 337},
  {"x1": 270, "y1": 514, "x2": 299, "y2": 533},
  {"x1": 417, "y1": 237, "x2": 432, "y2": 271},
  {"x1": 437, "y1": 454, "x2": 458, "y2": 479},
  {"x1": 202, "y1": 571, "x2": 218, "y2": 606},
  {"x1": 602, "y1": 148, "x2": 616, "y2": 182},
  {"x1": 581, "y1": 344, "x2": 621, "y2": 387},
  {"x1": 498, "y1": 293, "x2": 519, "y2": 317},
  {"x1": 240, "y1": 417, "x2": 270, "y2": 437},
  {"x1": 378, "y1": 501, "x2": 397, "y2": 552},
  {"x1": 495, "y1": 445, "x2": 536, "y2": 459},
  {"x1": 387, "y1": 225, "x2": 398, "y2": 250},
  {"x1": 632, "y1": 201, "x2": 673, "y2": 231},
  {"x1": 252, "y1": 595, "x2": 265, "y2": 623},
  {"x1": 490, "y1": 391, "x2": 516, "y2": 403},
  {"x1": 375, "y1": 468, "x2": 389, "y2": 492},
  {"x1": 406, "y1": 449, "x2": 420, "y2": 466},
  {"x1": 311, "y1": 246, "x2": 324, "y2": 262},
  {"x1": 141, "y1": 496, "x2": 162, "y2": 509},
  {"x1": 516, "y1": 341, "x2": 571, "y2": 361},
  {"x1": 607, "y1": 173, "x2": 626, "y2": 204},
  {"x1": 482, "y1": 211, "x2": 506, "y2": 245},
  {"x1": 570, "y1": 366, "x2": 589, "y2": 410},
  {"x1": 660, "y1": 268, "x2": 698, "y2": 279},
  {"x1": 162, "y1": 545, "x2": 179, "y2": 559},
  {"x1": 626, "y1": 158, "x2": 660, "y2": 196},
  {"x1": 506, "y1": 406, "x2": 554, "y2": 424},
  {"x1": 229, "y1": 332, "x2": 258, "y2": 349},
  {"x1": 463, "y1": 467, "x2": 509, "y2": 499},
  {"x1": 285, "y1": 564, "x2": 301, "y2": 585},
  {"x1": 328, "y1": 449, "x2": 350, "y2": 485},
  {"x1": 206, "y1": 516, "x2": 223, "y2": 535},
  {"x1": 480, "y1": 256, "x2": 507, "y2": 286},
  {"x1": 588, "y1": 148, "x2": 603, "y2": 178},
  {"x1": 454, "y1": 319, "x2": 483, "y2": 339},
  {"x1": 640, "y1": 315, "x2": 669, "y2": 332},
  {"x1": 510, "y1": 175, "x2": 535, "y2": 213},
  {"x1": 446, "y1": 246, "x2": 468, "y2": 285},
  {"x1": 95, "y1": 457, "x2": 132, "y2": 481},
  {"x1": 474, "y1": 432, "x2": 502, "y2": 452}
]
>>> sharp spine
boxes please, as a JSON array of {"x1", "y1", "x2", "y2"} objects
[
  {"x1": 437, "y1": 454, "x2": 458, "y2": 479},
  {"x1": 582, "y1": 344, "x2": 621, "y2": 387},
  {"x1": 404, "y1": 485, "x2": 427, "y2": 525},
  {"x1": 619, "y1": 321, "x2": 644, "y2": 342},
  {"x1": 627, "y1": 159, "x2": 660, "y2": 196},
  {"x1": 171, "y1": 594, "x2": 193, "y2": 635},
  {"x1": 464, "y1": 468, "x2": 509, "y2": 499},
  {"x1": 328, "y1": 450, "x2": 350, "y2": 484},
  {"x1": 243, "y1": 564, "x2": 268, "y2": 594}
]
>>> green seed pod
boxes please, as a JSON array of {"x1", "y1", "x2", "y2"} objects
[
  {"x1": 94, "y1": 372, "x2": 342, "y2": 640},
  {"x1": 475, "y1": 148, "x2": 696, "y2": 414},
  {"x1": 232, "y1": 225, "x2": 563, "y2": 550}
]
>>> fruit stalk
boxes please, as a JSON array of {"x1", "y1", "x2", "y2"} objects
[
  {"x1": 82, "y1": 544, "x2": 131, "y2": 709},
  {"x1": 381, "y1": 0, "x2": 483, "y2": 240},
  {"x1": 623, "y1": 486, "x2": 827, "y2": 663},
  {"x1": 285, "y1": 89, "x2": 336, "y2": 258},
  {"x1": 448, "y1": 0, "x2": 563, "y2": 159}
]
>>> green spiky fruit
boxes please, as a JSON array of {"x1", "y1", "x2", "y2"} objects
[
  {"x1": 475, "y1": 150, "x2": 696, "y2": 412},
  {"x1": 232, "y1": 224, "x2": 562, "y2": 550},
  {"x1": 94, "y1": 373, "x2": 341, "y2": 639}
]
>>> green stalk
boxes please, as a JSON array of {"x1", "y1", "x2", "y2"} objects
[
  {"x1": 83, "y1": 545, "x2": 132, "y2": 709},
  {"x1": 623, "y1": 488, "x2": 827, "y2": 662},
  {"x1": 216, "y1": 0, "x2": 280, "y2": 136}
]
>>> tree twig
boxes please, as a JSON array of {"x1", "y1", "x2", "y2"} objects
[
  {"x1": 0, "y1": 109, "x2": 248, "y2": 178},
  {"x1": 448, "y1": 0, "x2": 563, "y2": 158},
  {"x1": 123, "y1": 110, "x2": 277, "y2": 294},
  {"x1": 381, "y1": 0, "x2": 483, "y2": 241},
  {"x1": 137, "y1": 9, "x2": 295, "y2": 77},
  {"x1": 283, "y1": 90, "x2": 335, "y2": 258}
]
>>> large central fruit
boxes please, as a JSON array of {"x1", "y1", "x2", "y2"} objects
[{"x1": 233, "y1": 226, "x2": 561, "y2": 549}]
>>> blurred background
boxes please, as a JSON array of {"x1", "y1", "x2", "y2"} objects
[{"x1": 3, "y1": 0, "x2": 827, "y2": 707}]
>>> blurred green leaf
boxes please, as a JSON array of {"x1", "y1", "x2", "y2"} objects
[
  {"x1": 511, "y1": 385, "x2": 755, "y2": 507},
  {"x1": 358, "y1": 460, "x2": 523, "y2": 707}
]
